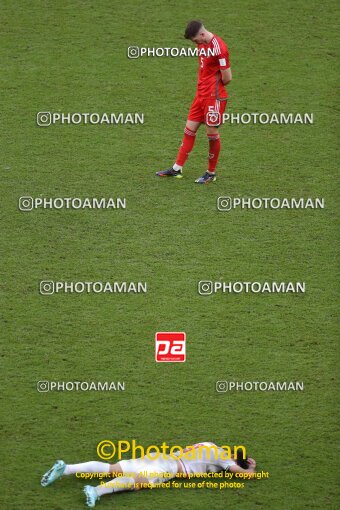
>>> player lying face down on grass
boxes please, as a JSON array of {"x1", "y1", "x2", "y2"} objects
[
  {"x1": 41, "y1": 441, "x2": 257, "y2": 507},
  {"x1": 156, "y1": 20, "x2": 232, "y2": 184}
]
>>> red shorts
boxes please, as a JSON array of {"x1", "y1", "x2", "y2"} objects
[{"x1": 187, "y1": 95, "x2": 227, "y2": 126}]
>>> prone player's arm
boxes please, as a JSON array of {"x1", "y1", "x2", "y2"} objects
[
  {"x1": 229, "y1": 458, "x2": 256, "y2": 474},
  {"x1": 220, "y1": 67, "x2": 232, "y2": 85}
]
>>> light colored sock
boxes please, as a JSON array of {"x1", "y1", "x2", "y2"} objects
[
  {"x1": 64, "y1": 461, "x2": 110, "y2": 475},
  {"x1": 173, "y1": 163, "x2": 182, "y2": 171},
  {"x1": 96, "y1": 476, "x2": 135, "y2": 496}
]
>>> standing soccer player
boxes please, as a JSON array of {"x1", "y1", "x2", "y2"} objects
[{"x1": 156, "y1": 20, "x2": 232, "y2": 184}]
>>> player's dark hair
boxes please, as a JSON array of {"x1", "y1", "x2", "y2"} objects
[
  {"x1": 184, "y1": 20, "x2": 203, "y2": 39},
  {"x1": 235, "y1": 449, "x2": 249, "y2": 470}
]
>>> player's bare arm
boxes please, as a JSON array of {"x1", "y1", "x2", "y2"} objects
[
  {"x1": 221, "y1": 67, "x2": 232, "y2": 85},
  {"x1": 229, "y1": 458, "x2": 256, "y2": 474}
]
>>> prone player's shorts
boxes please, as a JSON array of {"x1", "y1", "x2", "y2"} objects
[
  {"x1": 188, "y1": 95, "x2": 227, "y2": 126},
  {"x1": 118, "y1": 453, "x2": 178, "y2": 484}
]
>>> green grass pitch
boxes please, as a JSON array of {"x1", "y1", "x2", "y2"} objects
[{"x1": 1, "y1": 0, "x2": 339, "y2": 509}]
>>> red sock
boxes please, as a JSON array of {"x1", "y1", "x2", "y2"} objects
[
  {"x1": 208, "y1": 133, "x2": 221, "y2": 172},
  {"x1": 175, "y1": 127, "x2": 197, "y2": 167}
]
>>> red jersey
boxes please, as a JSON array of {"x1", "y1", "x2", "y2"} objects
[{"x1": 196, "y1": 34, "x2": 230, "y2": 99}]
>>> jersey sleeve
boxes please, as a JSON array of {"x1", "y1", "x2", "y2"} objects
[
  {"x1": 217, "y1": 41, "x2": 230, "y2": 70},
  {"x1": 217, "y1": 448, "x2": 236, "y2": 470}
]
